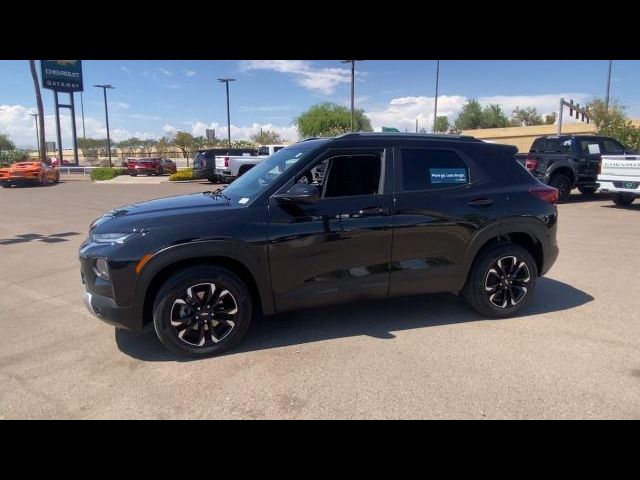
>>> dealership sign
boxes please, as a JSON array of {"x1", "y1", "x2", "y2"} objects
[{"x1": 41, "y1": 60, "x2": 83, "y2": 92}]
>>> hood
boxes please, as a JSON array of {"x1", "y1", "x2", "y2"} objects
[{"x1": 91, "y1": 191, "x2": 233, "y2": 232}]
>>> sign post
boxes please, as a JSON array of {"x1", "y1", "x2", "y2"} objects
[{"x1": 41, "y1": 60, "x2": 83, "y2": 166}]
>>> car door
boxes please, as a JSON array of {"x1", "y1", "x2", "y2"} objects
[
  {"x1": 267, "y1": 147, "x2": 394, "y2": 312},
  {"x1": 389, "y1": 145, "x2": 501, "y2": 296},
  {"x1": 577, "y1": 137, "x2": 602, "y2": 182}
]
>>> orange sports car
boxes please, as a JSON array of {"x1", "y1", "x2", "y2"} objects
[{"x1": 0, "y1": 161, "x2": 60, "y2": 188}]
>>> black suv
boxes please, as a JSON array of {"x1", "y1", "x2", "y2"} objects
[
  {"x1": 519, "y1": 135, "x2": 629, "y2": 201},
  {"x1": 80, "y1": 133, "x2": 559, "y2": 357}
]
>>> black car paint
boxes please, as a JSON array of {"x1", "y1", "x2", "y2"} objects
[
  {"x1": 518, "y1": 135, "x2": 629, "y2": 189},
  {"x1": 80, "y1": 134, "x2": 559, "y2": 330}
]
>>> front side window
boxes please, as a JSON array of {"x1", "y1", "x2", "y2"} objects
[
  {"x1": 322, "y1": 154, "x2": 382, "y2": 198},
  {"x1": 400, "y1": 149, "x2": 469, "y2": 191}
]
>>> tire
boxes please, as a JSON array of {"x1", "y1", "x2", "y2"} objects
[
  {"x1": 1, "y1": 182, "x2": 10, "y2": 188},
  {"x1": 237, "y1": 166, "x2": 253, "y2": 178},
  {"x1": 40, "y1": 173, "x2": 48, "y2": 186},
  {"x1": 130, "y1": 173, "x2": 137, "y2": 177},
  {"x1": 549, "y1": 173, "x2": 572, "y2": 202},
  {"x1": 578, "y1": 186, "x2": 597, "y2": 195},
  {"x1": 53, "y1": 172, "x2": 60, "y2": 184},
  {"x1": 207, "y1": 177, "x2": 219, "y2": 184},
  {"x1": 463, "y1": 243, "x2": 538, "y2": 318},
  {"x1": 612, "y1": 193, "x2": 635, "y2": 206},
  {"x1": 153, "y1": 266, "x2": 253, "y2": 358}
]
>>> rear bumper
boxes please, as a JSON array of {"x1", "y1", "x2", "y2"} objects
[
  {"x1": 214, "y1": 169, "x2": 235, "y2": 182},
  {"x1": 127, "y1": 167, "x2": 158, "y2": 175},
  {"x1": 597, "y1": 180, "x2": 640, "y2": 196},
  {"x1": 541, "y1": 242, "x2": 559, "y2": 276}
]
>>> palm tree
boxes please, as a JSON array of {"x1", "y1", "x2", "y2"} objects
[{"x1": 29, "y1": 60, "x2": 46, "y2": 162}]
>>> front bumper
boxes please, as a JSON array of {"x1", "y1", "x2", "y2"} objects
[{"x1": 83, "y1": 287, "x2": 143, "y2": 330}]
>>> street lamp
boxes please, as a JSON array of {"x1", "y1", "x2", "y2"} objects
[
  {"x1": 29, "y1": 113, "x2": 40, "y2": 152},
  {"x1": 341, "y1": 60, "x2": 363, "y2": 131},
  {"x1": 433, "y1": 60, "x2": 440, "y2": 133},
  {"x1": 94, "y1": 84, "x2": 114, "y2": 167},
  {"x1": 218, "y1": 78, "x2": 236, "y2": 148},
  {"x1": 605, "y1": 60, "x2": 613, "y2": 114}
]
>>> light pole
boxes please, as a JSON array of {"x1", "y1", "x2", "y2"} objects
[
  {"x1": 605, "y1": 60, "x2": 613, "y2": 114},
  {"x1": 433, "y1": 60, "x2": 440, "y2": 133},
  {"x1": 94, "y1": 84, "x2": 114, "y2": 167},
  {"x1": 29, "y1": 113, "x2": 40, "y2": 152},
  {"x1": 218, "y1": 78, "x2": 235, "y2": 148},
  {"x1": 341, "y1": 60, "x2": 363, "y2": 131},
  {"x1": 80, "y1": 91, "x2": 86, "y2": 139}
]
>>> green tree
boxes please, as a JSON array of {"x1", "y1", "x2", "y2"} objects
[
  {"x1": 230, "y1": 140, "x2": 258, "y2": 149},
  {"x1": 433, "y1": 116, "x2": 450, "y2": 133},
  {"x1": 0, "y1": 133, "x2": 16, "y2": 151},
  {"x1": 154, "y1": 137, "x2": 170, "y2": 157},
  {"x1": 139, "y1": 139, "x2": 156, "y2": 157},
  {"x1": 117, "y1": 137, "x2": 142, "y2": 157},
  {"x1": 482, "y1": 104, "x2": 510, "y2": 128},
  {"x1": 545, "y1": 112, "x2": 557, "y2": 125},
  {"x1": 250, "y1": 129, "x2": 283, "y2": 144},
  {"x1": 598, "y1": 117, "x2": 640, "y2": 152},
  {"x1": 454, "y1": 100, "x2": 485, "y2": 130},
  {"x1": 192, "y1": 136, "x2": 207, "y2": 152},
  {"x1": 295, "y1": 102, "x2": 373, "y2": 137},
  {"x1": 585, "y1": 97, "x2": 627, "y2": 129},
  {"x1": 172, "y1": 132, "x2": 195, "y2": 159},
  {"x1": 511, "y1": 106, "x2": 544, "y2": 126},
  {"x1": 78, "y1": 138, "x2": 108, "y2": 159}
]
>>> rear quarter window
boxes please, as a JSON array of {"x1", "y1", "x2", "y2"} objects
[{"x1": 400, "y1": 149, "x2": 470, "y2": 191}]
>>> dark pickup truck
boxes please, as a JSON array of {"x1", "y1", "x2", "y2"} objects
[{"x1": 516, "y1": 135, "x2": 630, "y2": 201}]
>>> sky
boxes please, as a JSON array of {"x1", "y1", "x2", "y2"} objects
[{"x1": 1, "y1": 60, "x2": 639, "y2": 149}]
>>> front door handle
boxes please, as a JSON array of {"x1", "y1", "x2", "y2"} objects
[
  {"x1": 358, "y1": 206, "x2": 390, "y2": 216},
  {"x1": 468, "y1": 198, "x2": 493, "y2": 207}
]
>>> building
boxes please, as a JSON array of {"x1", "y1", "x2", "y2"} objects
[{"x1": 462, "y1": 120, "x2": 640, "y2": 152}]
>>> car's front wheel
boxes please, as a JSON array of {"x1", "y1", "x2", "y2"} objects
[
  {"x1": 463, "y1": 243, "x2": 538, "y2": 318},
  {"x1": 153, "y1": 266, "x2": 252, "y2": 357}
]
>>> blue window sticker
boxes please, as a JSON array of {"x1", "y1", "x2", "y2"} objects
[{"x1": 430, "y1": 168, "x2": 467, "y2": 184}]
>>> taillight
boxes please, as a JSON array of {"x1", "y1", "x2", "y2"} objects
[
  {"x1": 224, "y1": 157, "x2": 229, "y2": 168},
  {"x1": 525, "y1": 157, "x2": 538, "y2": 171},
  {"x1": 529, "y1": 186, "x2": 559, "y2": 205}
]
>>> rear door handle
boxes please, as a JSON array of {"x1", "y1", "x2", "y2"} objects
[
  {"x1": 358, "y1": 206, "x2": 391, "y2": 216},
  {"x1": 468, "y1": 198, "x2": 493, "y2": 207}
]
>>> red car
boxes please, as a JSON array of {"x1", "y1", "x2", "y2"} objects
[{"x1": 125, "y1": 157, "x2": 176, "y2": 176}]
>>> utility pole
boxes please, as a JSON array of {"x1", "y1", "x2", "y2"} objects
[
  {"x1": 94, "y1": 84, "x2": 114, "y2": 167},
  {"x1": 605, "y1": 60, "x2": 613, "y2": 114},
  {"x1": 433, "y1": 60, "x2": 440, "y2": 133},
  {"x1": 218, "y1": 78, "x2": 236, "y2": 148},
  {"x1": 341, "y1": 60, "x2": 363, "y2": 131},
  {"x1": 29, "y1": 60, "x2": 46, "y2": 162},
  {"x1": 29, "y1": 113, "x2": 40, "y2": 152},
  {"x1": 80, "y1": 91, "x2": 86, "y2": 139}
]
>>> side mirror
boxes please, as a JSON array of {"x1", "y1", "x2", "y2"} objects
[{"x1": 274, "y1": 183, "x2": 320, "y2": 205}]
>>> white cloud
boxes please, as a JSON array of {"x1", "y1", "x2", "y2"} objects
[
  {"x1": 183, "y1": 69, "x2": 197, "y2": 77},
  {"x1": 120, "y1": 66, "x2": 131, "y2": 74},
  {"x1": 158, "y1": 68, "x2": 173, "y2": 76},
  {"x1": 189, "y1": 121, "x2": 298, "y2": 142},
  {"x1": 366, "y1": 93, "x2": 592, "y2": 132},
  {"x1": 240, "y1": 60, "x2": 358, "y2": 95}
]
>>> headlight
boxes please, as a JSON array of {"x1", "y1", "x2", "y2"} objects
[
  {"x1": 90, "y1": 232, "x2": 133, "y2": 244},
  {"x1": 93, "y1": 258, "x2": 110, "y2": 280}
]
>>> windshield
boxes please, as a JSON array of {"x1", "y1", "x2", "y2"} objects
[{"x1": 222, "y1": 145, "x2": 315, "y2": 204}]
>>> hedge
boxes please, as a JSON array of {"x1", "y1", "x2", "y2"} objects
[
  {"x1": 90, "y1": 167, "x2": 127, "y2": 181},
  {"x1": 169, "y1": 168, "x2": 195, "y2": 181}
]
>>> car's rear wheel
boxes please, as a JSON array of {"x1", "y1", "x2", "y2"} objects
[
  {"x1": 130, "y1": 173, "x2": 137, "y2": 177},
  {"x1": 549, "y1": 173, "x2": 572, "y2": 202},
  {"x1": 612, "y1": 193, "x2": 635, "y2": 206},
  {"x1": 578, "y1": 186, "x2": 597, "y2": 195},
  {"x1": 463, "y1": 243, "x2": 538, "y2": 318},
  {"x1": 40, "y1": 172, "x2": 48, "y2": 186},
  {"x1": 208, "y1": 177, "x2": 219, "y2": 184},
  {"x1": 53, "y1": 172, "x2": 60, "y2": 184},
  {"x1": 153, "y1": 266, "x2": 252, "y2": 357}
]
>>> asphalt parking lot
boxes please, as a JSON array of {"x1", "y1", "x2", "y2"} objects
[{"x1": 1, "y1": 178, "x2": 639, "y2": 419}]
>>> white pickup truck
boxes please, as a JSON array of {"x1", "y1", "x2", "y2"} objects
[
  {"x1": 597, "y1": 155, "x2": 640, "y2": 206},
  {"x1": 214, "y1": 144, "x2": 286, "y2": 183}
]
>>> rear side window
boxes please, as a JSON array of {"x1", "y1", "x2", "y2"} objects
[
  {"x1": 602, "y1": 139, "x2": 625, "y2": 154},
  {"x1": 530, "y1": 138, "x2": 547, "y2": 153},
  {"x1": 579, "y1": 139, "x2": 601, "y2": 155},
  {"x1": 400, "y1": 149, "x2": 469, "y2": 191}
]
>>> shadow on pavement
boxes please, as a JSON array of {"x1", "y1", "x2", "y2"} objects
[
  {"x1": 115, "y1": 277, "x2": 594, "y2": 362},
  {"x1": 561, "y1": 192, "x2": 610, "y2": 204}
]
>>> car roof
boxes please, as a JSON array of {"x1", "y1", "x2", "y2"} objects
[{"x1": 295, "y1": 132, "x2": 484, "y2": 148}]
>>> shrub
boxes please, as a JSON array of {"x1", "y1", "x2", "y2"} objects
[
  {"x1": 90, "y1": 167, "x2": 127, "y2": 181},
  {"x1": 0, "y1": 149, "x2": 28, "y2": 167},
  {"x1": 169, "y1": 168, "x2": 195, "y2": 181}
]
